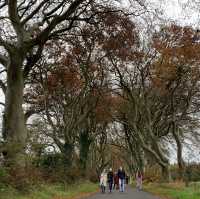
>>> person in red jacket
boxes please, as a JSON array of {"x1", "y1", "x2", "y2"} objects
[{"x1": 113, "y1": 172, "x2": 119, "y2": 190}]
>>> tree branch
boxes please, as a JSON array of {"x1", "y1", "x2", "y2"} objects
[
  {"x1": 0, "y1": 79, "x2": 6, "y2": 94},
  {"x1": 23, "y1": 44, "x2": 44, "y2": 78},
  {"x1": 8, "y1": 0, "x2": 23, "y2": 39},
  {"x1": 24, "y1": 107, "x2": 43, "y2": 123},
  {"x1": 0, "y1": 54, "x2": 8, "y2": 66},
  {"x1": 21, "y1": 0, "x2": 49, "y2": 25},
  {"x1": 30, "y1": 0, "x2": 85, "y2": 46},
  {"x1": 0, "y1": 36, "x2": 13, "y2": 52},
  {"x1": 0, "y1": 102, "x2": 5, "y2": 107}
]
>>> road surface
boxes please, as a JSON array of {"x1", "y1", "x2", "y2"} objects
[{"x1": 87, "y1": 185, "x2": 160, "y2": 199}]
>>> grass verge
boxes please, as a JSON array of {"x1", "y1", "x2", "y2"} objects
[
  {"x1": 144, "y1": 182, "x2": 200, "y2": 199},
  {"x1": 0, "y1": 182, "x2": 98, "y2": 199}
]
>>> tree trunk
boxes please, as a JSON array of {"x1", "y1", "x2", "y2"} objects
[
  {"x1": 161, "y1": 164, "x2": 171, "y2": 182},
  {"x1": 172, "y1": 124, "x2": 185, "y2": 180},
  {"x1": 171, "y1": 93, "x2": 185, "y2": 180},
  {"x1": 79, "y1": 130, "x2": 91, "y2": 171},
  {"x1": 2, "y1": 54, "x2": 26, "y2": 167},
  {"x1": 61, "y1": 142, "x2": 74, "y2": 169},
  {"x1": 184, "y1": 166, "x2": 191, "y2": 187}
]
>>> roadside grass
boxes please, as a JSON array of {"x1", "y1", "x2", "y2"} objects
[
  {"x1": 144, "y1": 182, "x2": 200, "y2": 199},
  {"x1": 0, "y1": 182, "x2": 98, "y2": 199}
]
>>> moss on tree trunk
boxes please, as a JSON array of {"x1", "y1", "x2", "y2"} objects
[
  {"x1": 3, "y1": 54, "x2": 27, "y2": 168},
  {"x1": 79, "y1": 130, "x2": 91, "y2": 171}
]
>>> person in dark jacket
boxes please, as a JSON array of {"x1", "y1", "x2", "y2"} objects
[
  {"x1": 126, "y1": 175, "x2": 129, "y2": 184},
  {"x1": 117, "y1": 166, "x2": 126, "y2": 192},
  {"x1": 107, "y1": 168, "x2": 114, "y2": 193}
]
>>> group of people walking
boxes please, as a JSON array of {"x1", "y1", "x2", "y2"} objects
[
  {"x1": 100, "y1": 166, "x2": 127, "y2": 193},
  {"x1": 100, "y1": 167, "x2": 143, "y2": 193}
]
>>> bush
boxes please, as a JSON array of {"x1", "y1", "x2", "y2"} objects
[
  {"x1": 35, "y1": 153, "x2": 65, "y2": 169},
  {"x1": 171, "y1": 163, "x2": 200, "y2": 182},
  {"x1": 0, "y1": 167, "x2": 9, "y2": 181},
  {"x1": 143, "y1": 165, "x2": 162, "y2": 183},
  {"x1": 0, "y1": 167, "x2": 9, "y2": 190},
  {"x1": 87, "y1": 170, "x2": 99, "y2": 183}
]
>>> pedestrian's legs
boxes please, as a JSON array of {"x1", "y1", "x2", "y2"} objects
[
  {"x1": 109, "y1": 182, "x2": 113, "y2": 192},
  {"x1": 101, "y1": 185, "x2": 104, "y2": 193},
  {"x1": 119, "y1": 179, "x2": 122, "y2": 192},
  {"x1": 139, "y1": 178, "x2": 142, "y2": 190},
  {"x1": 136, "y1": 178, "x2": 139, "y2": 189},
  {"x1": 101, "y1": 185, "x2": 105, "y2": 193},
  {"x1": 122, "y1": 179, "x2": 125, "y2": 192}
]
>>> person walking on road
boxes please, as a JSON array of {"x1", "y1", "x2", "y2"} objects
[
  {"x1": 117, "y1": 166, "x2": 126, "y2": 192},
  {"x1": 113, "y1": 172, "x2": 119, "y2": 190},
  {"x1": 100, "y1": 169, "x2": 107, "y2": 193},
  {"x1": 136, "y1": 169, "x2": 143, "y2": 190},
  {"x1": 126, "y1": 175, "x2": 129, "y2": 184},
  {"x1": 107, "y1": 168, "x2": 114, "y2": 193}
]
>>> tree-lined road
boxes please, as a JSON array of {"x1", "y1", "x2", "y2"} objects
[{"x1": 87, "y1": 186, "x2": 160, "y2": 199}]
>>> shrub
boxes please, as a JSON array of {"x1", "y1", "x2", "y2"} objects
[
  {"x1": 171, "y1": 163, "x2": 200, "y2": 182},
  {"x1": 88, "y1": 171, "x2": 99, "y2": 183},
  {"x1": 0, "y1": 167, "x2": 9, "y2": 190},
  {"x1": 143, "y1": 165, "x2": 162, "y2": 183}
]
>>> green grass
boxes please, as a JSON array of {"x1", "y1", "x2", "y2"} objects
[
  {"x1": 144, "y1": 182, "x2": 200, "y2": 199},
  {"x1": 0, "y1": 182, "x2": 98, "y2": 199}
]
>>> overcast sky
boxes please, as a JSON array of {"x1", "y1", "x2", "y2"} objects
[{"x1": 157, "y1": 0, "x2": 199, "y2": 26}]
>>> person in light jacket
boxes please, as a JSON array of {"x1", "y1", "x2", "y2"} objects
[
  {"x1": 100, "y1": 169, "x2": 107, "y2": 193},
  {"x1": 136, "y1": 169, "x2": 143, "y2": 190}
]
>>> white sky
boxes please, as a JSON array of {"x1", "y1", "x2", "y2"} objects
[{"x1": 158, "y1": 0, "x2": 200, "y2": 26}]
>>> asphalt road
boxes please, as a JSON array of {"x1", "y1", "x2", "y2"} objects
[{"x1": 87, "y1": 185, "x2": 160, "y2": 199}]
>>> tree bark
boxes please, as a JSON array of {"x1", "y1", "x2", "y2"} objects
[
  {"x1": 161, "y1": 164, "x2": 171, "y2": 182},
  {"x1": 61, "y1": 142, "x2": 74, "y2": 169},
  {"x1": 3, "y1": 52, "x2": 26, "y2": 167},
  {"x1": 172, "y1": 123, "x2": 185, "y2": 180},
  {"x1": 79, "y1": 130, "x2": 91, "y2": 170}
]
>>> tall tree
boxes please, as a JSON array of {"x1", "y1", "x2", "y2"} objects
[{"x1": 0, "y1": 0, "x2": 135, "y2": 167}]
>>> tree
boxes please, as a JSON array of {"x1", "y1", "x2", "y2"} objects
[
  {"x1": 0, "y1": 0, "x2": 136, "y2": 168},
  {"x1": 152, "y1": 24, "x2": 200, "y2": 179}
]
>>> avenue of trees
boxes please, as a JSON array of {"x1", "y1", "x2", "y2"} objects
[{"x1": 0, "y1": 0, "x2": 200, "y2": 190}]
